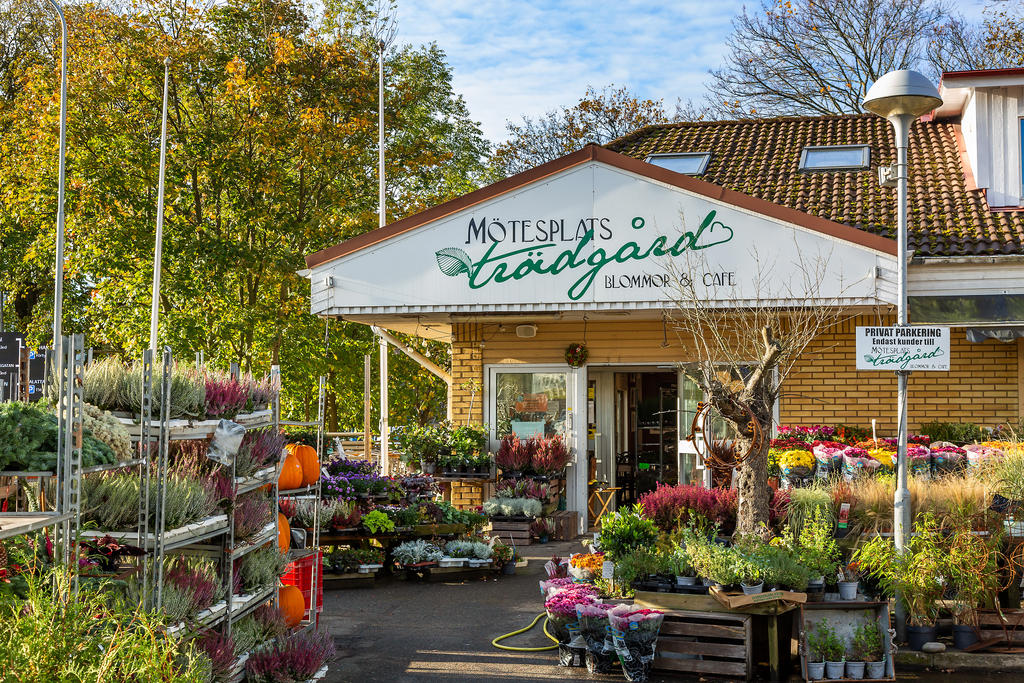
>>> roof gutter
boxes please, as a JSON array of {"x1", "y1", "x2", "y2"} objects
[{"x1": 910, "y1": 254, "x2": 1024, "y2": 265}]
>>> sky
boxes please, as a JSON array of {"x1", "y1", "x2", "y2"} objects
[{"x1": 397, "y1": 0, "x2": 992, "y2": 144}]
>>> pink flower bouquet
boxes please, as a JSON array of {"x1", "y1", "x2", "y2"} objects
[
  {"x1": 608, "y1": 605, "x2": 666, "y2": 682},
  {"x1": 545, "y1": 585, "x2": 597, "y2": 643},
  {"x1": 576, "y1": 603, "x2": 618, "y2": 673}
]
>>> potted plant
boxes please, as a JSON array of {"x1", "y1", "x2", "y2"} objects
[
  {"x1": 851, "y1": 620, "x2": 885, "y2": 679},
  {"x1": 495, "y1": 434, "x2": 534, "y2": 478},
  {"x1": 596, "y1": 505, "x2": 658, "y2": 562},
  {"x1": 817, "y1": 621, "x2": 845, "y2": 679},
  {"x1": 805, "y1": 621, "x2": 832, "y2": 681},
  {"x1": 839, "y1": 561, "x2": 860, "y2": 601},
  {"x1": 944, "y1": 519, "x2": 1000, "y2": 650},
  {"x1": 739, "y1": 557, "x2": 764, "y2": 595},
  {"x1": 393, "y1": 539, "x2": 443, "y2": 568},
  {"x1": 531, "y1": 517, "x2": 554, "y2": 544},
  {"x1": 669, "y1": 547, "x2": 697, "y2": 586},
  {"x1": 854, "y1": 513, "x2": 946, "y2": 650},
  {"x1": 491, "y1": 541, "x2": 516, "y2": 575}
]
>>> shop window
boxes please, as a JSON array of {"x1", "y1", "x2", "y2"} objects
[
  {"x1": 492, "y1": 371, "x2": 567, "y2": 441},
  {"x1": 798, "y1": 144, "x2": 870, "y2": 171},
  {"x1": 645, "y1": 152, "x2": 712, "y2": 175},
  {"x1": 910, "y1": 293, "x2": 1024, "y2": 324}
]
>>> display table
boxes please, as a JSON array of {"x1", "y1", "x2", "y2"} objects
[{"x1": 587, "y1": 486, "x2": 621, "y2": 526}]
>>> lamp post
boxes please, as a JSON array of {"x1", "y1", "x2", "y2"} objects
[
  {"x1": 46, "y1": 0, "x2": 68, "y2": 349},
  {"x1": 863, "y1": 70, "x2": 941, "y2": 639}
]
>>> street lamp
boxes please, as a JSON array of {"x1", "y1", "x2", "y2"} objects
[{"x1": 863, "y1": 69, "x2": 941, "y2": 639}]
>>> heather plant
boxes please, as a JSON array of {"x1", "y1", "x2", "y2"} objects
[
  {"x1": 82, "y1": 356, "x2": 131, "y2": 411},
  {"x1": 243, "y1": 373, "x2": 278, "y2": 412},
  {"x1": 204, "y1": 370, "x2": 250, "y2": 419},
  {"x1": 233, "y1": 493, "x2": 273, "y2": 540},
  {"x1": 532, "y1": 435, "x2": 572, "y2": 474},
  {"x1": 82, "y1": 472, "x2": 219, "y2": 531},
  {"x1": 195, "y1": 630, "x2": 236, "y2": 682},
  {"x1": 495, "y1": 434, "x2": 534, "y2": 472},
  {"x1": 236, "y1": 428, "x2": 287, "y2": 478},
  {"x1": 123, "y1": 362, "x2": 206, "y2": 419},
  {"x1": 237, "y1": 547, "x2": 288, "y2": 594},
  {"x1": 638, "y1": 483, "x2": 738, "y2": 532},
  {"x1": 245, "y1": 631, "x2": 335, "y2": 683},
  {"x1": 495, "y1": 478, "x2": 549, "y2": 500}
]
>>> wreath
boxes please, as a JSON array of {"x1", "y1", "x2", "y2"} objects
[{"x1": 564, "y1": 343, "x2": 589, "y2": 368}]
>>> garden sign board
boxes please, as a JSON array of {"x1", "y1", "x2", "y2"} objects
[{"x1": 855, "y1": 326, "x2": 950, "y2": 371}]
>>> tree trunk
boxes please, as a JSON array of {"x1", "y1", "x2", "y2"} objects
[{"x1": 736, "y1": 435, "x2": 771, "y2": 536}]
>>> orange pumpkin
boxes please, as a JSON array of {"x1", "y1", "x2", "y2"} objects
[
  {"x1": 278, "y1": 451, "x2": 303, "y2": 490},
  {"x1": 278, "y1": 512, "x2": 290, "y2": 552},
  {"x1": 278, "y1": 584, "x2": 304, "y2": 628},
  {"x1": 292, "y1": 444, "x2": 320, "y2": 486}
]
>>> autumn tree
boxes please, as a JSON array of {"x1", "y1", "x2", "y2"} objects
[
  {"x1": 490, "y1": 85, "x2": 681, "y2": 178},
  {"x1": 0, "y1": 0, "x2": 482, "y2": 428},
  {"x1": 929, "y1": 2, "x2": 1024, "y2": 71},
  {"x1": 708, "y1": 0, "x2": 954, "y2": 117}
]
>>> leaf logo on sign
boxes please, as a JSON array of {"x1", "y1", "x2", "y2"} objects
[{"x1": 435, "y1": 248, "x2": 473, "y2": 277}]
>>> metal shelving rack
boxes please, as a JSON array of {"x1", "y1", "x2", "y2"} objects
[{"x1": 0, "y1": 335, "x2": 85, "y2": 595}]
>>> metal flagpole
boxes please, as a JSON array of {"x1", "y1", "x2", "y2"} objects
[
  {"x1": 149, "y1": 57, "x2": 172, "y2": 352},
  {"x1": 45, "y1": 0, "x2": 67, "y2": 348},
  {"x1": 378, "y1": 39, "x2": 385, "y2": 229}
]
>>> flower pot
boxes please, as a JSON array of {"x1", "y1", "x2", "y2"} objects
[
  {"x1": 846, "y1": 660, "x2": 865, "y2": 679},
  {"x1": 906, "y1": 625, "x2": 937, "y2": 651},
  {"x1": 501, "y1": 562, "x2": 516, "y2": 575},
  {"x1": 806, "y1": 582, "x2": 825, "y2": 603},
  {"x1": 676, "y1": 575, "x2": 697, "y2": 586},
  {"x1": 865, "y1": 660, "x2": 886, "y2": 678},
  {"x1": 539, "y1": 535, "x2": 549, "y2": 544},
  {"x1": 741, "y1": 582, "x2": 763, "y2": 595},
  {"x1": 806, "y1": 661, "x2": 826, "y2": 680},
  {"x1": 825, "y1": 661, "x2": 845, "y2": 679},
  {"x1": 953, "y1": 624, "x2": 979, "y2": 650},
  {"x1": 838, "y1": 580, "x2": 859, "y2": 601}
]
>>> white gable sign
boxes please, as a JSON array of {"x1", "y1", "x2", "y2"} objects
[{"x1": 309, "y1": 162, "x2": 895, "y2": 315}]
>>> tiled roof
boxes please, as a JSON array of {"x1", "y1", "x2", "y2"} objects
[{"x1": 607, "y1": 113, "x2": 1024, "y2": 257}]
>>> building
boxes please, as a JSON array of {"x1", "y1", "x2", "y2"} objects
[{"x1": 305, "y1": 68, "x2": 1024, "y2": 530}]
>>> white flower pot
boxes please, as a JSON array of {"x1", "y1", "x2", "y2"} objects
[
  {"x1": 838, "y1": 580, "x2": 859, "y2": 600},
  {"x1": 676, "y1": 575, "x2": 697, "y2": 586},
  {"x1": 846, "y1": 660, "x2": 865, "y2": 679},
  {"x1": 806, "y1": 661, "x2": 826, "y2": 680},
  {"x1": 741, "y1": 582, "x2": 763, "y2": 595},
  {"x1": 865, "y1": 660, "x2": 886, "y2": 678}
]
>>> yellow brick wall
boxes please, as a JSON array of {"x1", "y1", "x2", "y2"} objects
[{"x1": 448, "y1": 316, "x2": 1022, "y2": 434}]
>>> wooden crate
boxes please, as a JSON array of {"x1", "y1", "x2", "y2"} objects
[
  {"x1": 977, "y1": 608, "x2": 1024, "y2": 642},
  {"x1": 549, "y1": 510, "x2": 578, "y2": 540},
  {"x1": 489, "y1": 520, "x2": 532, "y2": 546},
  {"x1": 653, "y1": 609, "x2": 754, "y2": 681}
]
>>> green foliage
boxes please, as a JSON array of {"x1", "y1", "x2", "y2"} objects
[
  {"x1": 919, "y1": 421, "x2": 987, "y2": 445},
  {"x1": 793, "y1": 508, "x2": 840, "y2": 578},
  {"x1": 0, "y1": 401, "x2": 116, "y2": 471},
  {"x1": 0, "y1": 571, "x2": 208, "y2": 681},
  {"x1": 82, "y1": 472, "x2": 219, "y2": 531},
  {"x1": 807, "y1": 620, "x2": 844, "y2": 662},
  {"x1": 598, "y1": 505, "x2": 659, "y2": 561},
  {"x1": 785, "y1": 485, "x2": 835, "y2": 539},
  {"x1": 238, "y1": 547, "x2": 287, "y2": 593},
  {"x1": 482, "y1": 497, "x2": 542, "y2": 518},
  {"x1": 851, "y1": 620, "x2": 884, "y2": 662},
  {"x1": 613, "y1": 547, "x2": 671, "y2": 586},
  {"x1": 360, "y1": 509, "x2": 395, "y2": 534}
]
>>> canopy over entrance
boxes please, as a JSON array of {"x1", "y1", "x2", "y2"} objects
[{"x1": 305, "y1": 145, "x2": 897, "y2": 337}]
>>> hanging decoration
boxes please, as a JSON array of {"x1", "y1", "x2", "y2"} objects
[{"x1": 564, "y1": 343, "x2": 589, "y2": 368}]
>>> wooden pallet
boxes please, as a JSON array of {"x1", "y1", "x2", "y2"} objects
[
  {"x1": 653, "y1": 609, "x2": 753, "y2": 681},
  {"x1": 977, "y1": 608, "x2": 1024, "y2": 642},
  {"x1": 489, "y1": 520, "x2": 532, "y2": 546}
]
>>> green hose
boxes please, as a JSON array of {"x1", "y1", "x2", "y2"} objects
[{"x1": 491, "y1": 612, "x2": 560, "y2": 651}]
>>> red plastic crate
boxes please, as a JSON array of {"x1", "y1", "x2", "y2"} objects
[{"x1": 281, "y1": 550, "x2": 323, "y2": 615}]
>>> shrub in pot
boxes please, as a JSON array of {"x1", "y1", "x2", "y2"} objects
[
  {"x1": 597, "y1": 505, "x2": 658, "y2": 561},
  {"x1": 945, "y1": 518, "x2": 1000, "y2": 651},
  {"x1": 838, "y1": 561, "x2": 861, "y2": 601},
  {"x1": 854, "y1": 513, "x2": 947, "y2": 649},
  {"x1": 807, "y1": 620, "x2": 842, "y2": 681},
  {"x1": 669, "y1": 546, "x2": 697, "y2": 585},
  {"x1": 852, "y1": 620, "x2": 886, "y2": 679},
  {"x1": 738, "y1": 557, "x2": 764, "y2": 595}
]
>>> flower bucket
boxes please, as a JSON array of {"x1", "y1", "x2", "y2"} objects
[
  {"x1": 825, "y1": 661, "x2": 845, "y2": 679},
  {"x1": 676, "y1": 576, "x2": 697, "y2": 586},
  {"x1": 741, "y1": 582, "x2": 763, "y2": 595},
  {"x1": 838, "y1": 580, "x2": 858, "y2": 601},
  {"x1": 807, "y1": 661, "x2": 826, "y2": 680},
  {"x1": 846, "y1": 660, "x2": 865, "y2": 679}
]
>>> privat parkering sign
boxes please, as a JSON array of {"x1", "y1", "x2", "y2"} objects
[
  {"x1": 855, "y1": 326, "x2": 950, "y2": 371},
  {"x1": 314, "y1": 162, "x2": 891, "y2": 312}
]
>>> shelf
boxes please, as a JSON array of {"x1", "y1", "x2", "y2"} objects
[
  {"x1": 81, "y1": 513, "x2": 229, "y2": 552},
  {"x1": 306, "y1": 664, "x2": 329, "y2": 682},
  {"x1": 229, "y1": 584, "x2": 276, "y2": 622},
  {"x1": 235, "y1": 466, "x2": 276, "y2": 496},
  {"x1": 227, "y1": 522, "x2": 276, "y2": 559},
  {"x1": 278, "y1": 483, "x2": 320, "y2": 497},
  {"x1": 0, "y1": 512, "x2": 74, "y2": 540},
  {"x1": 117, "y1": 410, "x2": 275, "y2": 441},
  {"x1": 166, "y1": 600, "x2": 228, "y2": 638},
  {"x1": 0, "y1": 458, "x2": 144, "y2": 478}
]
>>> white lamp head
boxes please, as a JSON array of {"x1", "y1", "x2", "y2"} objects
[{"x1": 863, "y1": 70, "x2": 941, "y2": 119}]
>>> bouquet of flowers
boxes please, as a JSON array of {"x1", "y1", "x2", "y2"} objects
[
  {"x1": 608, "y1": 605, "x2": 666, "y2": 682},
  {"x1": 568, "y1": 551, "x2": 604, "y2": 581},
  {"x1": 931, "y1": 444, "x2": 967, "y2": 473},
  {"x1": 779, "y1": 449, "x2": 815, "y2": 485},
  {"x1": 545, "y1": 584, "x2": 598, "y2": 667},
  {"x1": 908, "y1": 445, "x2": 932, "y2": 477},
  {"x1": 867, "y1": 447, "x2": 895, "y2": 469},
  {"x1": 811, "y1": 441, "x2": 845, "y2": 479},
  {"x1": 576, "y1": 602, "x2": 617, "y2": 674},
  {"x1": 966, "y1": 443, "x2": 1004, "y2": 469},
  {"x1": 841, "y1": 446, "x2": 880, "y2": 480},
  {"x1": 539, "y1": 576, "x2": 575, "y2": 597}
]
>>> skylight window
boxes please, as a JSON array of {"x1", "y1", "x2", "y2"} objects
[
  {"x1": 645, "y1": 152, "x2": 712, "y2": 175},
  {"x1": 799, "y1": 144, "x2": 870, "y2": 171}
]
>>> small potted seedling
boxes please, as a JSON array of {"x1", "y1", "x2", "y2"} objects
[
  {"x1": 839, "y1": 561, "x2": 861, "y2": 601},
  {"x1": 806, "y1": 622, "x2": 829, "y2": 681},
  {"x1": 810, "y1": 620, "x2": 845, "y2": 680},
  {"x1": 740, "y1": 558, "x2": 765, "y2": 595},
  {"x1": 854, "y1": 620, "x2": 886, "y2": 679},
  {"x1": 671, "y1": 547, "x2": 697, "y2": 586}
]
